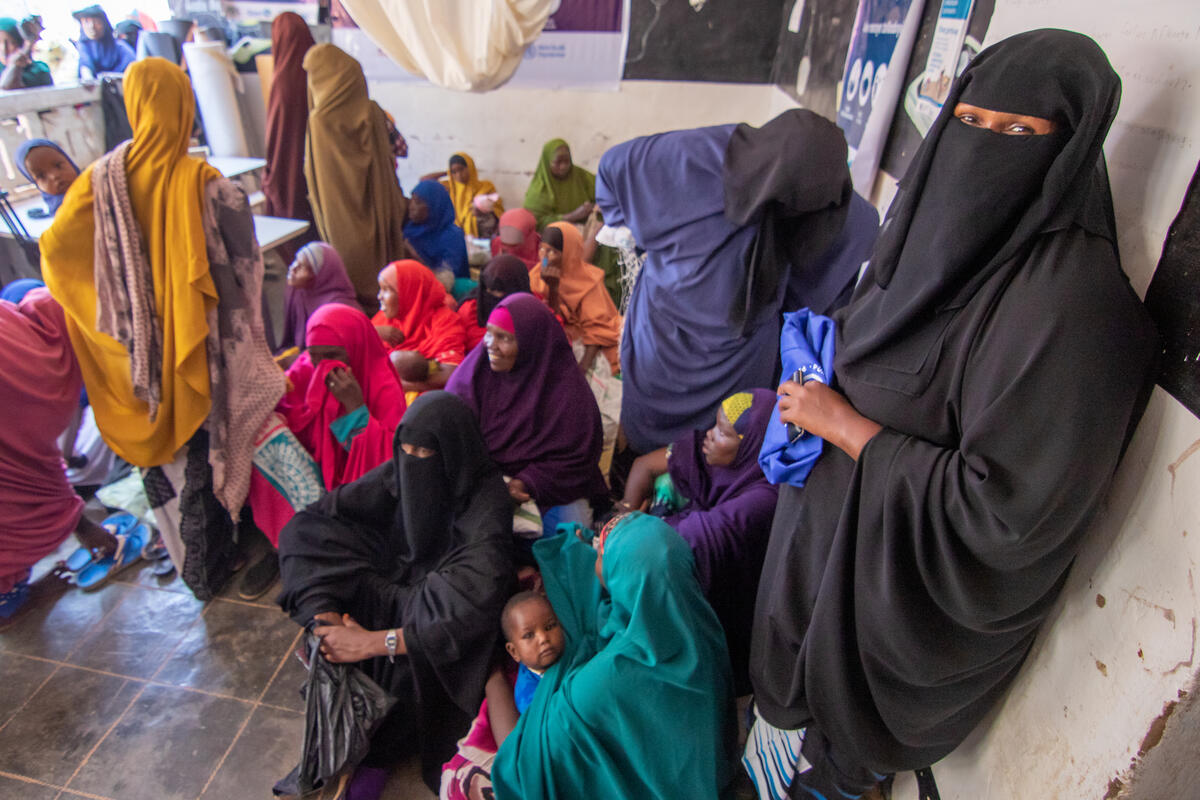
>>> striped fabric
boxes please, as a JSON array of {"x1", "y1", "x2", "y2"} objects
[{"x1": 742, "y1": 705, "x2": 808, "y2": 800}]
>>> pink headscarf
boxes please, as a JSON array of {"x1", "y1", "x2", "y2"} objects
[{"x1": 0, "y1": 289, "x2": 85, "y2": 591}]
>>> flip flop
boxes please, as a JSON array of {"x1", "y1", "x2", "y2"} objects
[
  {"x1": 77, "y1": 522, "x2": 149, "y2": 592},
  {"x1": 65, "y1": 512, "x2": 138, "y2": 572}
]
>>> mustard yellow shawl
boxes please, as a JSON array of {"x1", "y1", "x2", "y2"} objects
[
  {"x1": 41, "y1": 58, "x2": 222, "y2": 467},
  {"x1": 440, "y1": 151, "x2": 502, "y2": 237}
]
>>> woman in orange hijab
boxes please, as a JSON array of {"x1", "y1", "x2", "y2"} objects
[{"x1": 372, "y1": 260, "x2": 468, "y2": 393}]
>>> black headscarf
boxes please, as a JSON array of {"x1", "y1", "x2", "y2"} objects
[
  {"x1": 722, "y1": 109, "x2": 852, "y2": 331},
  {"x1": 475, "y1": 254, "x2": 532, "y2": 327},
  {"x1": 837, "y1": 28, "x2": 1122, "y2": 396},
  {"x1": 749, "y1": 29, "x2": 1158, "y2": 792}
]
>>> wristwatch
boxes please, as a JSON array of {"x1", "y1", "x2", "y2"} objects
[{"x1": 385, "y1": 629, "x2": 398, "y2": 663}]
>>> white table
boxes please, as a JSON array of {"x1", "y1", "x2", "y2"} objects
[
  {"x1": 0, "y1": 194, "x2": 308, "y2": 253},
  {"x1": 208, "y1": 156, "x2": 267, "y2": 179}
]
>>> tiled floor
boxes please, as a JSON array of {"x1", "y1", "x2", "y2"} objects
[{"x1": 0, "y1": 512, "x2": 435, "y2": 800}]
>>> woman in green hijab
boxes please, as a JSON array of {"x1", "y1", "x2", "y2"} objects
[
  {"x1": 491, "y1": 512, "x2": 736, "y2": 799},
  {"x1": 523, "y1": 139, "x2": 621, "y2": 304}
]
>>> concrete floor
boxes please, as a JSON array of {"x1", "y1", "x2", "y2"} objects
[{"x1": 0, "y1": 502, "x2": 434, "y2": 800}]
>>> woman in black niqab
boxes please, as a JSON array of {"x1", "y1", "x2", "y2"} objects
[
  {"x1": 747, "y1": 29, "x2": 1158, "y2": 798},
  {"x1": 278, "y1": 391, "x2": 515, "y2": 791}
]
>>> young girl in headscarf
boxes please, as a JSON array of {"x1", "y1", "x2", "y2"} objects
[
  {"x1": 457, "y1": 254, "x2": 533, "y2": 352},
  {"x1": 280, "y1": 241, "x2": 359, "y2": 351},
  {"x1": 489, "y1": 208, "x2": 540, "y2": 270},
  {"x1": 620, "y1": 388, "x2": 778, "y2": 692},
  {"x1": 404, "y1": 180, "x2": 471, "y2": 282},
  {"x1": 15, "y1": 139, "x2": 79, "y2": 217},
  {"x1": 372, "y1": 260, "x2": 467, "y2": 393},
  {"x1": 744, "y1": 30, "x2": 1157, "y2": 799},
  {"x1": 436, "y1": 152, "x2": 504, "y2": 238},
  {"x1": 73, "y1": 6, "x2": 136, "y2": 78}
]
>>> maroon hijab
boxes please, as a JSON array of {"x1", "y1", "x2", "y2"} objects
[
  {"x1": 263, "y1": 12, "x2": 316, "y2": 257},
  {"x1": 444, "y1": 293, "x2": 607, "y2": 507}
]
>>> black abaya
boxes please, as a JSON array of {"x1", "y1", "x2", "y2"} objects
[
  {"x1": 278, "y1": 392, "x2": 515, "y2": 789},
  {"x1": 749, "y1": 29, "x2": 1159, "y2": 793}
]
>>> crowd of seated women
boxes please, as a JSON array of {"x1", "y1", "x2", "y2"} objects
[{"x1": 0, "y1": 23, "x2": 1162, "y2": 800}]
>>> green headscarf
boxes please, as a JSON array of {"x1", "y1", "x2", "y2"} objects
[
  {"x1": 522, "y1": 138, "x2": 596, "y2": 230},
  {"x1": 492, "y1": 514, "x2": 736, "y2": 800}
]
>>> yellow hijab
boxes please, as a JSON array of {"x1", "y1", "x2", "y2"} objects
[
  {"x1": 440, "y1": 151, "x2": 503, "y2": 237},
  {"x1": 41, "y1": 58, "x2": 222, "y2": 467},
  {"x1": 303, "y1": 43, "x2": 407, "y2": 310}
]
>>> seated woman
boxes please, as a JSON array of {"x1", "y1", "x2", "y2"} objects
[
  {"x1": 529, "y1": 222, "x2": 623, "y2": 469},
  {"x1": 0, "y1": 288, "x2": 119, "y2": 627},
  {"x1": 744, "y1": 31, "x2": 1158, "y2": 799},
  {"x1": 280, "y1": 241, "x2": 360, "y2": 351},
  {"x1": 372, "y1": 260, "x2": 467, "y2": 393},
  {"x1": 446, "y1": 293, "x2": 607, "y2": 538},
  {"x1": 489, "y1": 208, "x2": 540, "y2": 270},
  {"x1": 279, "y1": 391, "x2": 516, "y2": 795},
  {"x1": 424, "y1": 152, "x2": 504, "y2": 238},
  {"x1": 491, "y1": 512, "x2": 735, "y2": 799},
  {"x1": 15, "y1": 138, "x2": 79, "y2": 218},
  {"x1": 529, "y1": 222, "x2": 620, "y2": 376},
  {"x1": 73, "y1": 5, "x2": 136, "y2": 79},
  {"x1": 404, "y1": 180, "x2": 471, "y2": 288},
  {"x1": 523, "y1": 138, "x2": 620, "y2": 304},
  {"x1": 621, "y1": 389, "x2": 778, "y2": 691},
  {"x1": 457, "y1": 255, "x2": 533, "y2": 353}
]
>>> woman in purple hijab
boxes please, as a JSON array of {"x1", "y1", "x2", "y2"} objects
[
  {"x1": 280, "y1": 242, "x2": 360, "y2": 351},
  {"x1": 621, "y1": 387, "x2": 778, "y2": 691},
  {"x1": 445, "y1": 293, "x2": 607, "y2": 537}
]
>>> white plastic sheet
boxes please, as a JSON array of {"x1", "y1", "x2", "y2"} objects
[{"x1": 183, "y1": 41, "x2": 251, "y2": 157}]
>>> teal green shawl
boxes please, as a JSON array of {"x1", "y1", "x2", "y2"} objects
[
  {"x1": 523, "y1": 138, "x2": 596, "y2": 230},
  {"x1": 492, "y1": 514, "x2": 735, "y2": 799}
]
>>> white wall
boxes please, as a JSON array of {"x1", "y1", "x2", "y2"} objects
[{"x1": 367, "y1": 80, "x2": 785, "y2": 206}]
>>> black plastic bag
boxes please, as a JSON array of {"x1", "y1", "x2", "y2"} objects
[{"x1": 274, "y1": 630, "x2": 397, "y2": 797}]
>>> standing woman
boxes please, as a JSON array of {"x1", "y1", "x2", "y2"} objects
[
  {"x1": 262, "y1": 11, "x2": 317, "y2": 262},
  {"x1": 745, "y1": 31, "x2": 1158, "y2": 799},
  {"x1": 41, "y1": 58, "x2": 285, "y2": 599},
  {"x1": 304, "y1": 43, "x2": 408, "y2": 314}
]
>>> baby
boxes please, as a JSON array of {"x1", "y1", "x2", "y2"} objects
[
  {"x1": 487, "y1": 590, "x2": 564, "y2": 745},
  {"x1": 17, "y1": 139, "x2": 79, "y2": 217},
  {"x1": 389, "y1": 349, "x2": 432, "y2": 383}
]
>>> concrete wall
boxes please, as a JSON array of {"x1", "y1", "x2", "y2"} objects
[{"x1": 367, "y1": 79, "x2": 785, "y2": 208}]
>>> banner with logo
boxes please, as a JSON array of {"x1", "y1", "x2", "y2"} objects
[{"x1": 332, "y1": 0, "x2": 629, "y2": 90}]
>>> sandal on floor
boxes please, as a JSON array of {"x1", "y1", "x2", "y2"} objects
[
  {"x1": 141, "y1": 530, "x2": 169, "y2": 562},
  {"x1": 76, "y1": 522, "x2": 149, "y2": 591},
  {"x1": 65, "y1": 512, "x2": 138, "y2": 572}
]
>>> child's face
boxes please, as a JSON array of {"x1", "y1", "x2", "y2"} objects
[
  {"x1": 25, "y1": 147, "x2": 79, "y2": 199},
  {"x1": 505, "y1": 597, "x2": 564, "y2": 672}
]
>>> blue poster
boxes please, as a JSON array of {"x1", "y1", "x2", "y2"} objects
[{"x1": 837, "y1": 0, "x2": 915, "y2": 150}]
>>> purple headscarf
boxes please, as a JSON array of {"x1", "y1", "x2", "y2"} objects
[
  {"x1": 280, "y1": 242, "x2": 360, "y2": 350},
  {"x1": 445, "y1": 292, "x2": 606, "y2": 508},
  {"x1": 666, "y1": 388, "x2": 777, "y2": 515}
]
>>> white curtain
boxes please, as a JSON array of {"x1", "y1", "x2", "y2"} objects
[{"x1": 338, "y1": 0, "x2": 554, "y2": 92}]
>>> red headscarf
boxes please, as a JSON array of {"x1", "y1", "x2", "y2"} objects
[
  {"x1": 278, "y1": 304, "x2": 405, "y2": 489},
  {"x1": 371, "y1": 260, "x2": 468, "y2": 365},
  {"x1": 490, "y1": 208, "x2": 540, "y2": 270},
  {"x1": 262, "y1": 12, "x2": 316, "y2": 260}
]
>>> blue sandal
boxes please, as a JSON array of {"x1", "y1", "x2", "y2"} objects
[
  {"x1": 65, "y1": 513, "x2": 139, "y2": 572},
  {"x1": 77, "y1": 522, "x2": 149, "y2": 592}
]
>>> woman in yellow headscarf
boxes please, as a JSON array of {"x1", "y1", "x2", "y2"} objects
[
  {"x1": 439, "y1": 152, "x2": 503, "y2": 237},
  {"x1": 304, "y1": 43, "x2": 408, "y2": 314},
  {"x1": 41, "y1": 57, "x2": 285, "y2": 599}
]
